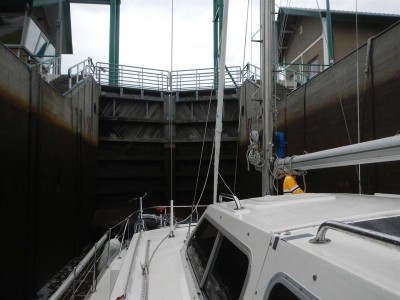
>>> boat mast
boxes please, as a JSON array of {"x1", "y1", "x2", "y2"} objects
[
  {"x1": 261, "y1": 0, "x2": 274, "y2": 195},
  {"x1": 213, "y1": 0, "x2": 229, "y2": 204}
]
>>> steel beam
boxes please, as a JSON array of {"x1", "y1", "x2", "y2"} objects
[
  {"x1": 326, "y1": 0, "x2": 334, "y2": 64},
  {"x1": 109, "y1": 0, "x2": 120, "y2": 85},
  {"x1": 274, "y1": 135, "x2": 400, "y2": 171}
]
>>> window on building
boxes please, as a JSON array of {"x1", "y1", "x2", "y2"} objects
[
  {"x1": 187, "y1": 218, "x2": 249, "y2": 300},
  {"x1": 308, "y1": 57, "x2": 320, "y2": 79}
]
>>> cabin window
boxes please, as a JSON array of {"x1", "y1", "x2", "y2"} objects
[
  {"x1": 187, "y1": 219, "x2": 219, "y2": 283},
  {"x1": 187, "y1": 218, "x2": 249, "y2": 299},
  {"x1": 203, "y1": 235, "x2": 249, "y2": 299},
  {"x1": 264, "y1": 273, "x2": 318, "y2": 300},
  {"x1": 268, "y1": 283, "x2": 300, "y2": 300}
]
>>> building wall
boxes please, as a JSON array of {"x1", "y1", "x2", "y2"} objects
[
  {"x1": 332, "y1": 19, "x2": 395, "y2": 61},
  {"x1": 284, "y1": 16, "x2": 323, "y2": 65},
  {"x1": 284, "y1": 15, "x2": 398, "y2": 75},
  {"x1": 0, "y1": 43, "x2": 99, "y2": 298}
]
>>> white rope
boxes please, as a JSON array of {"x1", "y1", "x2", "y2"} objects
[
  {"x1": 218, "y1": 172, "x2": 235, "y2": 196},
  {"x1": 246, "y1": 130, "x2": 265, "y2": 171},
  {"x1": 270, "y1": 155, "x2": 307, "y2": 193}
]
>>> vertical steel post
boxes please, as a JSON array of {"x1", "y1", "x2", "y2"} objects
[
  {"x1": 107, "y1": 228, "x2": 111, "y2": 267},
  {"x1": 213, "y1": 0, "x2": 229, "y2": 204},
  {"x1": 115, "y1": 0, "x2": 120, "y2": 65},
  {"x1": 261, "y1": 0, "x2": 274, "y2": 195},
  {"x1": 326, "y1": 0, "x2": 334, "y2": 64},
  {"x1": 109, "y1": 0, "x2": 120, "y2": 84},
  {"x1": 55, "y1": 0, "x2": 63, "y2": 74},
  {"x1": 169, "y1": 200, "x2": 175, "y2": 237},
  {"x1": 91, "y1": 243, "x2": 97, "y2": 292},
  {"x1": 213, "y1": 0, "x2": 219, "y2": 86},
  {"x1": 72, "y1": 267, "x2": 76, "y2": 300}
]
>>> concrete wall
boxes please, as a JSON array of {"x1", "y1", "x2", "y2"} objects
[
  {"x1": 276, "y1": 22, "x2": 400, "y2": 195},
  {"x1": 0, "y1": 43, "x2": 99, "y2": 298}
]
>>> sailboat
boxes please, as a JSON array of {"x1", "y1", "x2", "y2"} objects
[{"x1": 48, "y1": 1, "x2": 400, "y2": 299}]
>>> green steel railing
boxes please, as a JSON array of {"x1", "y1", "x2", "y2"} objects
[
  {"x1": 276, "y1": 63, "x2": 330, "y2": 89},
  {"x1": 34, "y1": 56, "x2": 61, "y2": 75}
]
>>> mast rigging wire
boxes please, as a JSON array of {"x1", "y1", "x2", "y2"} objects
[
  {"x1": 189, "y1": 89, "x2": 215, "y2": 221},
  {"x1": 169, "y1": 0, "x2": 174, "y2": 201},
  {"x1": 243, "y1": 0, "x2": 251, "y2": 68},
  {"x1": 355, "y1": 0, "x2": 362, "y2": 194},
  {"x1": 314, "y1": 0, "x2": 363, "y2": 192}
]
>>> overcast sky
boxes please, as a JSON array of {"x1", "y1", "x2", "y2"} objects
[{"x1": 61, "y1": 0, "x2": 400, "y2": 73}]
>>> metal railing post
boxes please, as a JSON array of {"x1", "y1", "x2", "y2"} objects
[
  {"x1": 72, "y1": 267, "x2": 76, "y2": 300},
  {"x1": 91, "y1": 243, "x2": 97, "y2": 292},
  {"x1": 107, "y1": 228, "x2": 111, "y2": 267}
]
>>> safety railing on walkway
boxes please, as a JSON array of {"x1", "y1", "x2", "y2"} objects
[
  {"x1": 34, "y1": 56, "x2": 60, "y2": 77},
  {"x1": 170, "y1": 66, "x2": 242, "y2": 91},
  {"x1": 68, "y1": 57, "x2": 96, "y2": 89},
  {"x1": 242, "y1": 63, "x2": 261, "y2": 83},
  {"x1": 96, "y1": 62, "x2": 170, "y2": 91},
  {"x1": 65, "y1": 59, "x2": 331, "y2": 93},
  {"x1": 94, "y1": 62, "x2": 242, "y2": 92},
  {"x1": 276, "y1": 63, "x2": 330, "y2": 89}
]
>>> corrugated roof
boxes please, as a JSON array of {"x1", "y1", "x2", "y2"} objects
[{"x1": 279, "y1": 6, "x2": 400, "y2": 19}]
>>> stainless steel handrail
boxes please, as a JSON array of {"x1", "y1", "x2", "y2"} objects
[
  {"x1": 218, "y1": 193, "x2": 243, "y2": 210},
  {"x1": 309, "y1": 220, "x2": 400, "y2": 246}
]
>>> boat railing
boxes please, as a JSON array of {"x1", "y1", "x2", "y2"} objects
[
  {"x1": 309, "y1": 220, "x2": 400, "y2": 247},
  {"x1": 68, "y1": 57, "x2": 96, "y2": 89},
  {"x1": 48, "y1": 205, "x2": 207, "y2": 299},
  {"x1": 218, "y1": 193, "x2": 243, "y2": 210}
]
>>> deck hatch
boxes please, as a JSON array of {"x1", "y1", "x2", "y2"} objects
[{"x1": 351, "y1": 216, "x2": 400, "y2": 238}]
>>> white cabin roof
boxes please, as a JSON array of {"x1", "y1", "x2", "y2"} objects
[
  {"x1": 91, "y1": 193, "x2": 400, "y2": 300},
  {"x1": 209, "y1": 193, "x2": 400, "y2": 233}
]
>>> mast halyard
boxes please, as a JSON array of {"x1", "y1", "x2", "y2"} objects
[
  {"x1": 261, "y1": 0, "x2": 274, "y2": 195},
  {"x1": 213, "y1": 0, "x2": 230, "y2": 204}
]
